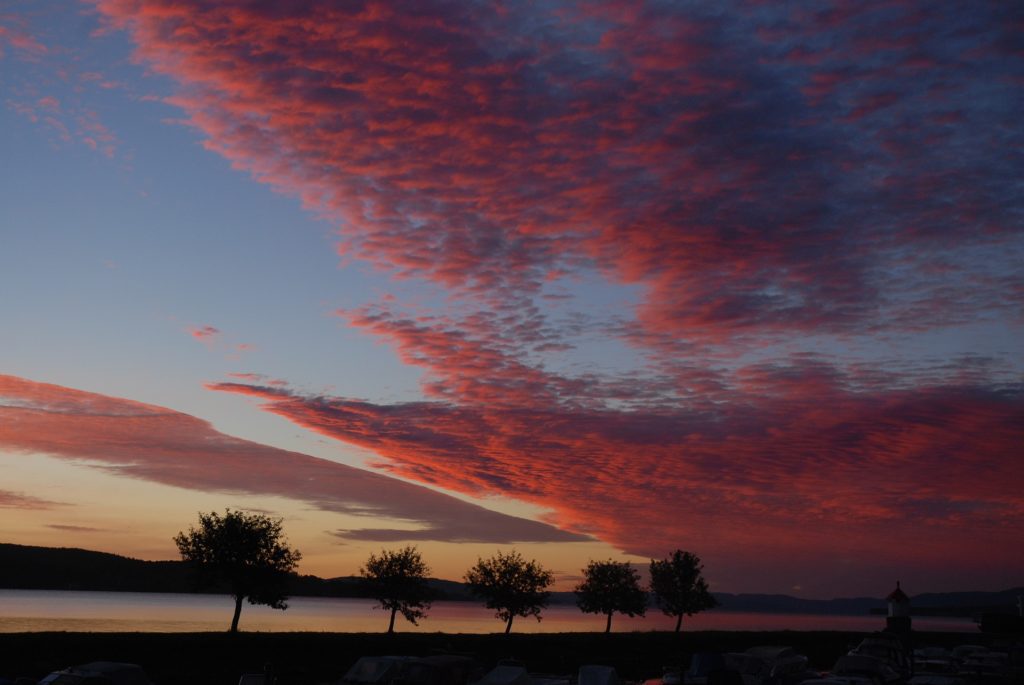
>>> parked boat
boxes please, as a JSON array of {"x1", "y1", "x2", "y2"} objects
[
  {"x1": 850, "y1": 636, "x2": 911, "y2": 681},
  {"x1": 907, "y1": 675, "x2": 966, "y2": 685},
  {"x1": 829, "y1": 654, "x2": 902, "y2": 685},
  {"x1": 577, "y1": 665, "x2": 623, "y2": 685},
  {"x1": 400, "y1": 655, "x2": 485, "y2": 685},
  {"x1": 470, "y1": 664, "x2": 570, "y2": 685},
  {"x1": 37, "y1": 662, "x2": 153, "y2": 685},
  {"x1": 683, "y1": 652, "x2": 729, "y2": 685},
  {"x1": 339, "y1": 656, "x2": 414, "y2": 685},
  {"x1": 957, "y1": 650, "x2": 1012, "y2": 684},
  {"x1": 950, "y1": 645, "x2": 988, "y2": 668},
  {"x1": 914, "y1": 647, "x2": 954, "y2": 677},
  {"x1": 739, "y1": 645, "x2": 818, "y2": 685}
]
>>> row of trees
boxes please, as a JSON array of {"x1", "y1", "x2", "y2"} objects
[
  {"x1": 176, "y1": 510, "x2": 716, "y2": 634},
  {"x1": 467, "y1": 549, "x2": 715, "y2": 634}
]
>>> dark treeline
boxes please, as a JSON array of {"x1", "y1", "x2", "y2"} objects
[{"x1": 0, "y1": 543, "x2": 473, "y2": 600}]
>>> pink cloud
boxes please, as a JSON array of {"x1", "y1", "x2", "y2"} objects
[
  {"x1": 0, "y1": 374, "x2": 586, "y2": 545},
  {"x1": 87, "y1": 0, "x2": 1022, "y2": 350},
  {"x1": 2, "y1": 21, "x2": 124, "y2": 159},
  {"x1": 188, "y1": 325, "x2": 220, "y2": 341},
  {"x1": 37, "y1": 95, "x2": 60, "y2": 111},
  {"x1": 209, "y1": 373, "x2": 1024, "y2": 595},
  {"x1": 0, "y1": 23, "x2": 48, "y2": 57},
  {"x1": 227, "y1": 372, "x2": 263, "y2": 382},
  {"x1": 0, "y1": 489, "x2": 61, "y2": 510},
  {"x1": 76, "y1": 110, "x2": 117, "y2": 158},
  {"x1": 76, "y1": 0, "x2": 1024, "y2": 594}
]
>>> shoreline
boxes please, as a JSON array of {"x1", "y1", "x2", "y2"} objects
[{"x1": 0, "y1": 589, "x2": 980, "y2": 635}]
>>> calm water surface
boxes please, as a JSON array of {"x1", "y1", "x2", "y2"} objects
[{"x1": 0, "y1": 590, "x2": 977, "y2": 634}]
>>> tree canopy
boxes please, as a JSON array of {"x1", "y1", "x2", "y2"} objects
[
  {"x1": 174, "y1": 509, "x2": 301, "y2": 633},
  {"x1": 464, "y1": 550, "x2": 554, "y2": 634},
  {"x1": 360, "y1": 545, "x2": 433, "y2": 633},
  {"x1": 574, "y1": 559, "x2": 647, "y2": 633},
  {"x1": 648, "y1": 549, "x2": 717, "y2": 633}
]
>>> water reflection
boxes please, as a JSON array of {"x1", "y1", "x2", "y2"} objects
[{"x1": 0, "y1": 590, "x2": 976, "y2": 634}]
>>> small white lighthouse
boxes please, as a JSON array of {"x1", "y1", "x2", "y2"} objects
[{"x1": 886, "y1": 581, "x2": 912, "y2": 633}]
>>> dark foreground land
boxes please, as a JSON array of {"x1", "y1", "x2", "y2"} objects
[{"x1": 0, "y1": 629, "x2": 992, "y2": 685}]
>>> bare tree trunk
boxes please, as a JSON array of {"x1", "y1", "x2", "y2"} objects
[
  {"x1": 504, "y1": 615, "x2": 514, "y2": 634},
  {"x1": 605, "y1": 612, "x2": 613, "y2": 633},
  {"x1": 674, "y1": 613, "x2": 683, "y2": 633},
  {"x1": 388, "y1": 607, "x2": 397, "y2": 634},
  {"x1": 230, "y1": 595, "x2": 244, "y2": 633}
]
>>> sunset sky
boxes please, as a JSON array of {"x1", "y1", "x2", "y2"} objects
[{"x1": 1, "y1": 1, "x2": 1021, "y2": 599}]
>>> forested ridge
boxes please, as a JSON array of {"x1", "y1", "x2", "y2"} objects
[{"x1": 0, "y1": 543, "x2": 470, "y2": 599}]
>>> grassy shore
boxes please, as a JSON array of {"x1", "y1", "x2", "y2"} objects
[{"x1": 0, "y1": 629, "x2": 987, "y2": 684}]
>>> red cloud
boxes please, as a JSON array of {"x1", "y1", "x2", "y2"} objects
[
  {"x1": 0, "y1": 374, "x2": 587, "y2": 546},
  {"x1": 76, "y1": 110, "x2": 118, "y2": 158},
  {"x1": 88, "y1": 0, "x2": 1023, "y2": 349},
  {"x1": 188, "y1": 325, "x2": 220, "y2": 340},
  {"x1": 0, "y1": 23, "x2": 48, "y2": 57},
  {"x1": 81, "y1": 0, "x2": 1024, "y2": 594},
  {"x1": 227, "y1": 372, "x2": 263, "y2": 382},
  {"x1": 209, "y1": 374, "x2": 1024, "y2": 595}
]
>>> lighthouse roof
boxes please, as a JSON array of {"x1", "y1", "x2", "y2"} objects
[{"x1": 887, "y1": 581, "x2": 909, "y2": 602}]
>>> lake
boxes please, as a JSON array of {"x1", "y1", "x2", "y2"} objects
[{"x1": 0, "y1": 589, "x2": 977, "y2": 634}]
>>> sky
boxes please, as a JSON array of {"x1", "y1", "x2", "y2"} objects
[{"x1": 1, "y1": 0, "x2": 1022, "y2": 599}]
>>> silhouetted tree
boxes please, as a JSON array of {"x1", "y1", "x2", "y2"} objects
[
  {"x1": 574, "y1": 559, "x2": 647, "y2": 633},
  {"x1": 649, "y1": 549, "x2": 717, "y2": 633},
  {"x1": 174, "y1": 509, "x2": 301, "y2": 633},
  {"x1": 464, "y1": 550, "x2": 554, "y2": 634},
  {"x1": 360, "y1": 545, "x2": 433, "y2": 633}
]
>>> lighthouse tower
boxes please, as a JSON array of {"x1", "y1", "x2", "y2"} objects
[{"x1": 886, "y1": 581, "x2": 912, "y2": 633}]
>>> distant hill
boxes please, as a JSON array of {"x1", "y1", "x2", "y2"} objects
[
  {"x1": 708, "y1": 589, "x2": 1023, "y2": 617},
  {"x1": 0, "y1": 542, "x2": 194, "y2": 593},
  {"x1": 2, "y1": 543, "x2": 1020, "y2": 617},
  {"x1": 710, "y1": 592, "x2": 884, "y2": 615},
  {"x1": 0, "y1": 543, "x2": 468, "y2": 600}
]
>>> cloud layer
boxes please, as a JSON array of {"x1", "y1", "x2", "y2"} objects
[
  {"x1": 211, "y1": 371, "x2": 1024, "y2": 594},
  {"x1": 0, "y1": 374, "x2": 587, "y2": 545},
  {"x1": 77, "y1": 0, "x2": 1024, "y2": 593},
  {"x1": 89, "y1": 0, "x2": 1022, "y2": 350}
]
